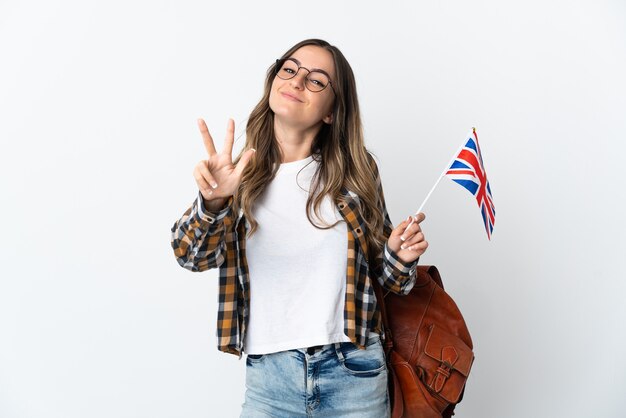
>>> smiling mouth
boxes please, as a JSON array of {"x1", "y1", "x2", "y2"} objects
[{"x1": 281, "y1": 92, "x2": 303, "y2": 102}]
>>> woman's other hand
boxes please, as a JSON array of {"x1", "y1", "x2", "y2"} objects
[
  {"x1": 387, "y1": 213, "x2": 428, "y2": 264},
  {"x1": 193, "y1": 118, "x2": 256, "y2": 209}
]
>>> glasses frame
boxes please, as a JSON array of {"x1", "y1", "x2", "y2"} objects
[{"x1": 274, "y1": 58, "x2": 336, "y2": 95}]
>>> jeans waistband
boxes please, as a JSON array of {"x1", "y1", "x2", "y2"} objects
[{"x1": 302, "y1": 332, "x2": 380, "y2": 356}]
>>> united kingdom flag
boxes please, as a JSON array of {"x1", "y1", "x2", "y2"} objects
[{"x1": 445, "y1": 128, "x2": 496, "y2": 239}]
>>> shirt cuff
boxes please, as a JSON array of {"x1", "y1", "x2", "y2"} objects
[
  {"x1": 196, "y1": 191, "x2": 232, "y2": 224},
  {"x1": 383, "y1": 242, "x2": 418, "y2": 276}
]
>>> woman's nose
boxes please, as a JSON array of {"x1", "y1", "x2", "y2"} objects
[{"x1": 289, "y1": 70, "x2": 307, "y2": 90}]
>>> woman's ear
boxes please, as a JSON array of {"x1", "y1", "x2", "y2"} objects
[{"x1": 323, "y1": 112, "x2": 333, "y2": 125}]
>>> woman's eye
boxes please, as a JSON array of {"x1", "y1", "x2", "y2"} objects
[
  {"x1": 309, "y1": 78, "x2": 325, "y2": 87},
  {"x1": 283, "y1": 68, "x2": 295, "y2": 74}
]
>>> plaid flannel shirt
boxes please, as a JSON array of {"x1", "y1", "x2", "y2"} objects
[{"x1": 170, "y1": 160, "x2": 418, "y2": 358}]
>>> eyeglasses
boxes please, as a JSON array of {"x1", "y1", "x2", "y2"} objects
[{"x1": 274, "y1": 58, "x2": 336, "y2": 94}]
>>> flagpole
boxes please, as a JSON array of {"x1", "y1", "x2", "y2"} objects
[{"x1": 402, "y1": 128, "x2": 475, "y2": 236}]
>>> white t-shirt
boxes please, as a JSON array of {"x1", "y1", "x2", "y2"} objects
[{"x1": 243, "y1": 155, "x2": 352, "y2": 355}]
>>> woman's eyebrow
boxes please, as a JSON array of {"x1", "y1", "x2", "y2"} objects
[
  {"x1": 289, "y1": 57, "x2": 333, "y2": 79},
  {"x1": 312, "y1": 68, "x2": 333, "y2": 80}
]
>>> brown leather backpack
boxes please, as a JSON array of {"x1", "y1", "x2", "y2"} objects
[{"x1": 372, "y1": 265, "x2": 474, "y2": 418}]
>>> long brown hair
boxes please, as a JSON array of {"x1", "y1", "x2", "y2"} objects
[{"x1": 233, "y1": 39, "x2": 386, "y2": 254}]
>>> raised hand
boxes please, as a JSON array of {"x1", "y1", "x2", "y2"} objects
[{"x1": 193, "y1": 118, "x2": 256, "y2": 209}]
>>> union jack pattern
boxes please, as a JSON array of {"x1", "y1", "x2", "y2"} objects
[{"x1": 445, "y1": 129, "x2": 496, "y2": 239}]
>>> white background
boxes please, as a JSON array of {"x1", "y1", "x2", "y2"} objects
[{"x1": 1, "y1": 1, "x2": 625, "y2": 417}]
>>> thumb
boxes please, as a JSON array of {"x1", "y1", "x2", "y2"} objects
[{"x1": 234, "y1": 148, "x2": 256, "y2": 176}]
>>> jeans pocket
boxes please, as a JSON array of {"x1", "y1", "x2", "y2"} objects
[
  {"x1": 338, "y1": 340, "x2": 386, "y2": 377},
  {"x1": 246, "y1": 353, "x2": 266, "y2": 365}
]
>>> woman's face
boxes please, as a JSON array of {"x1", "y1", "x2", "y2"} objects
[{"x1": 269, "y1": 45, "x2": 336, "y2": 130}]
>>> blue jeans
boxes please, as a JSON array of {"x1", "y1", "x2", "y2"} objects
[{"x1": 240, "y1": 333, "x2": 390, "y2": 417}]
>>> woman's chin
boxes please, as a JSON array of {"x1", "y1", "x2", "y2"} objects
[{"x1": 273, "y1": 110, "x2": 306, "y2": 126}]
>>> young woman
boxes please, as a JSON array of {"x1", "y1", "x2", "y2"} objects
[{"x1": 171, "y1": 39, "x2": 428, "y2": 417}]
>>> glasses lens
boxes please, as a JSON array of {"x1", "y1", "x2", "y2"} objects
[
  {"x1": 276, "y1": 59, "x2": 299, "y2": 80},
  {"x1": 306, "y1": 71, "x2": 329, "y2": 92}
]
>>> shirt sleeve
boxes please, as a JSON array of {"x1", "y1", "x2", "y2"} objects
[
  {"x1": 381, "y1": 241, "x2": 418, "y2": 294},
  {"x1": 371, "y1": 156, "x2": 419, "y2": 295},
  {"x1": 170, "y1": 191, "x2": 234, "y2": 272}
]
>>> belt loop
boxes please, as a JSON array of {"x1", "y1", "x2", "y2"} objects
[
  {"x1": 307, "y1": 345, "x2": 321, "y2": 355},
  {"x1": 334, "y1": 342, "x2": 345, "y2": 361}
]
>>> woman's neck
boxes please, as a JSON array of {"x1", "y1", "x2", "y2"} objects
[{"x1": 274, "y1": 118, "x2": 322, "y2": 163}]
